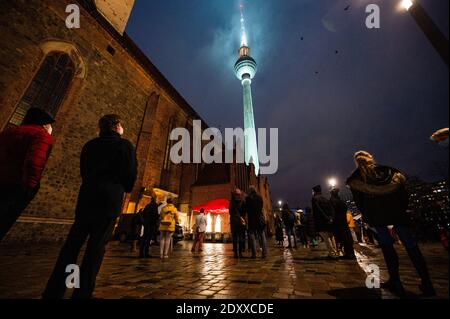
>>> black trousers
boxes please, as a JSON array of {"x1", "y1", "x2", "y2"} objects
[
  {"x1": 335, "y1": 222, "x2": 356, "y2": 257},
  {"x1": 0, "y1": 185, "x2": 38, "y2": 242},
  {"x1": 42, "y1": 217, "x2": 116, "y2": 299},
  {"x1": 231, "y1": 227, "x2": 245, "y2": 255},
  {"x1": 139, "y1": 224, "x2": 156, "y2": 257}
]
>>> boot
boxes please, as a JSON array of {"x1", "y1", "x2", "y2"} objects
[
  {"x1": 405, "y1": 245, "x2": 436, "y2": 297},
  {"x1": 381, "y1": 279, "x2": 406, "y2": 297},
  {"x1": 379, "y1": 244, "x2": 406, "y2": 297}
]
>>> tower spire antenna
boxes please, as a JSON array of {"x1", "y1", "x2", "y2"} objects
[{"x1": 240, "y1": 3, "x2": 248, "y2": 47}]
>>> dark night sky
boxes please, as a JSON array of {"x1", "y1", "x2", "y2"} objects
[{"x1": 126, "y1": 0, "x2": 449, "y2": 207}]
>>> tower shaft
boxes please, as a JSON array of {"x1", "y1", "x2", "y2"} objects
[{"x1": 242, "y1": 80, "x2": 259, "y2": 175}]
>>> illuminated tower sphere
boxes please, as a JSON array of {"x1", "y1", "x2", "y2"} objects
[{"x1": 234, "y1": 7, "x2": 260, "y2": 176}]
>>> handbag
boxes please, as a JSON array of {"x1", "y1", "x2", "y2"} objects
[{"x1": 160, "y1": 212, "x2": 173, "y2": 226}]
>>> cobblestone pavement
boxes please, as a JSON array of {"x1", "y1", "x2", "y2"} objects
[{"x1": 0, "y1": 240, "x2": 448, "y2": 299}]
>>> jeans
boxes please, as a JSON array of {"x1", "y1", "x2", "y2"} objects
[
  {"x1": 191, "y1": 232, "x2": 205, "y2": 252},
  {"x1": 231, "y1": 229, "x2": 245, "y2": 256},
  {"x1": 249, "y1": 229, "x2": 267, "y2": 257},
  {"x1": 372, "y1": 225, "x2": 433, "y2": 285},
  {"x1": 285, "y1": 226, "x2": 298, "y2": 248},
  {"x1": 371, "y1": 225, "x2": 415, "y2": 248}
]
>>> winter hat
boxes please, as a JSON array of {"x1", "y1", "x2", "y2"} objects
[
  {"x1": 22, "y1": 108, "x2": 55, "y2": 126},
  {"x1": 312, "y1": 185, "x2": 322, "y2": 193}
]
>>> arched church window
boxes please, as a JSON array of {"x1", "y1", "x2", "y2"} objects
[
  {"x1": 163, "y1": 117, "x2": 176, "y2": 171},
  {"x1": 9, "y1": 52, "x2": 75, "y2": 126}
]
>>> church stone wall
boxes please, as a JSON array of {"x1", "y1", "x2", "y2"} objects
[{"x1": 0, "y1": 0, "x2": 197, "y2": 241}]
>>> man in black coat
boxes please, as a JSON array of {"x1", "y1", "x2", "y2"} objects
[
  {"x1": 43, "y1": 114, "x2": 137, "y2": 299},
  {"x1": 281, "y1": 204, "x2": 297, "y2": 248},
  {"x1": 139, "y1": 195, "x2": 159, "y2": 258},
  {"x1": 245, "y1": 186, "x2": 267, "y2": 258},
  {"x1": 330, "y1": 188, "x2": 356, "y2": 260},
  {"x1": 311, "y1": 185, "x2": 339, "y2": 259},
  {"x1": 229, "y1": 188, "x2": 246, "y2": 258}
]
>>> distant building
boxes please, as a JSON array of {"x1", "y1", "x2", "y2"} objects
[
  {"x1": 407, "y1": 179, "x2": 449, "y2": 238},
  {"x1": 190, "y1": 162, "x2": 274, "y2": 241}
]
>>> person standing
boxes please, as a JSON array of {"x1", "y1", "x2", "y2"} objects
[
  {"x1": 297, "y1": 211, "x2": 309, "y2": 248},
  {"x1": 274, "y1": 215, "x2": 284, "y2": 246},
  {"x1": 43, "y1": 114, "x2": 137, "y2": 299},
  {"x1": 282, "y1": 204, "x2": 297, "y2": 249},
  {"x1": 191, "y1": 208, "x2": 207, "y2": 253},
  {"x1": 0, "y1": 108, "x2": 54, "y2": 242},
  {"x1": 229, "y1": 189, "x2": 245, "y2": 258},
  {"x1": 347, "y1": 211, "x2": 358, "y2": 243},
  {"x1": 139, "y1": 195, "x2": 159, "y2": 258},
  {"x1": 347, "y1": 150, "x2": 436, "y2": 297},
  {"x1": 304, "y1": 207, "x2": 318, "y2": 247},
  {"x1": 245, "y1": 186, "x2": 267, "y2": 258},
  {"x1": 131, "y1": 209, "x2": 144, "y2": 252},
  {"x1": 311, "y1": 185, "x2": 339, "y2": 259},
  {"x1": 330, "y1": 188, "x2": 356, "y2": 260},
  {"x1": 159, "y1": 197, "x2": 180, "y2": 259}
]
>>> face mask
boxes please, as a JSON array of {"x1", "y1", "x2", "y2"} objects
[
  {"x1": 116, "y1": 124, "x2": 124, "y2": 136},
  {"x1": 43, "y1": 125, "x2": 53, "y2": 135}
]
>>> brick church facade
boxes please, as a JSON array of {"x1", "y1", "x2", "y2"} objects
[{"x1": 0, "y1": 0, "x2": 273, "y2": 241}]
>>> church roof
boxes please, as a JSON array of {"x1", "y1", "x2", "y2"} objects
[{"x1": 77, "y1": 0, "x2": 207, "y2": 125}]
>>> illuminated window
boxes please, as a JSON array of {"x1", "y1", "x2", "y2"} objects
[
  {"x1": 9, "y1": 52, "x2": 75, "y2": 126},
  {"x1": 215, "y1": 215, "x2": 222, "y2": 233},
  {"x1": 206, "y1": 214, "x2": 212, "y2": 233}
]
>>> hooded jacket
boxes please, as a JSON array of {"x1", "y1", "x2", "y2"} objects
[
  {"x1": 346, "y1": 165, "x2": 410, "y2": 226},
  {"x1": 0, "y1": 125, "x2": 53, "y2": 189},
  {"x1": 159, "y1": 204, "x2": 180, "y2": 232}
]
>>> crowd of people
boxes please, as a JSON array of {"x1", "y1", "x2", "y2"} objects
[{"x1": 0, "y1": 108, "x2": 439, "y2": 299}]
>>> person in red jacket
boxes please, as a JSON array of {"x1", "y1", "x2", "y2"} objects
[{"x1": 0, "y1": 108, "x2": 54, "y2": 241}]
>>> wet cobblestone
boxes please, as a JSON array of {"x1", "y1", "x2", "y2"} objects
[{"x1": 0, "y1": 240, "x2": 448, "y2": 299}]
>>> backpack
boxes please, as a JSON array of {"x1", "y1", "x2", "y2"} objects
[{"x1": 160, "y1": 211, "x2": 174, "y2": 226}]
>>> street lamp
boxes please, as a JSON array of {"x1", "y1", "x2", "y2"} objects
[
  {"x1": 328, "y1": 178, "x2": 338, "y2": 189},
  {"x1": 400, "y1": 0, "x2": 449, "y2": 66},
  {"x1": 401, "y1": 0, "x2": 413, "y2": 11},
  {"x1": 278, "y1": 200, "x2": 283, "y2": 207}
]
